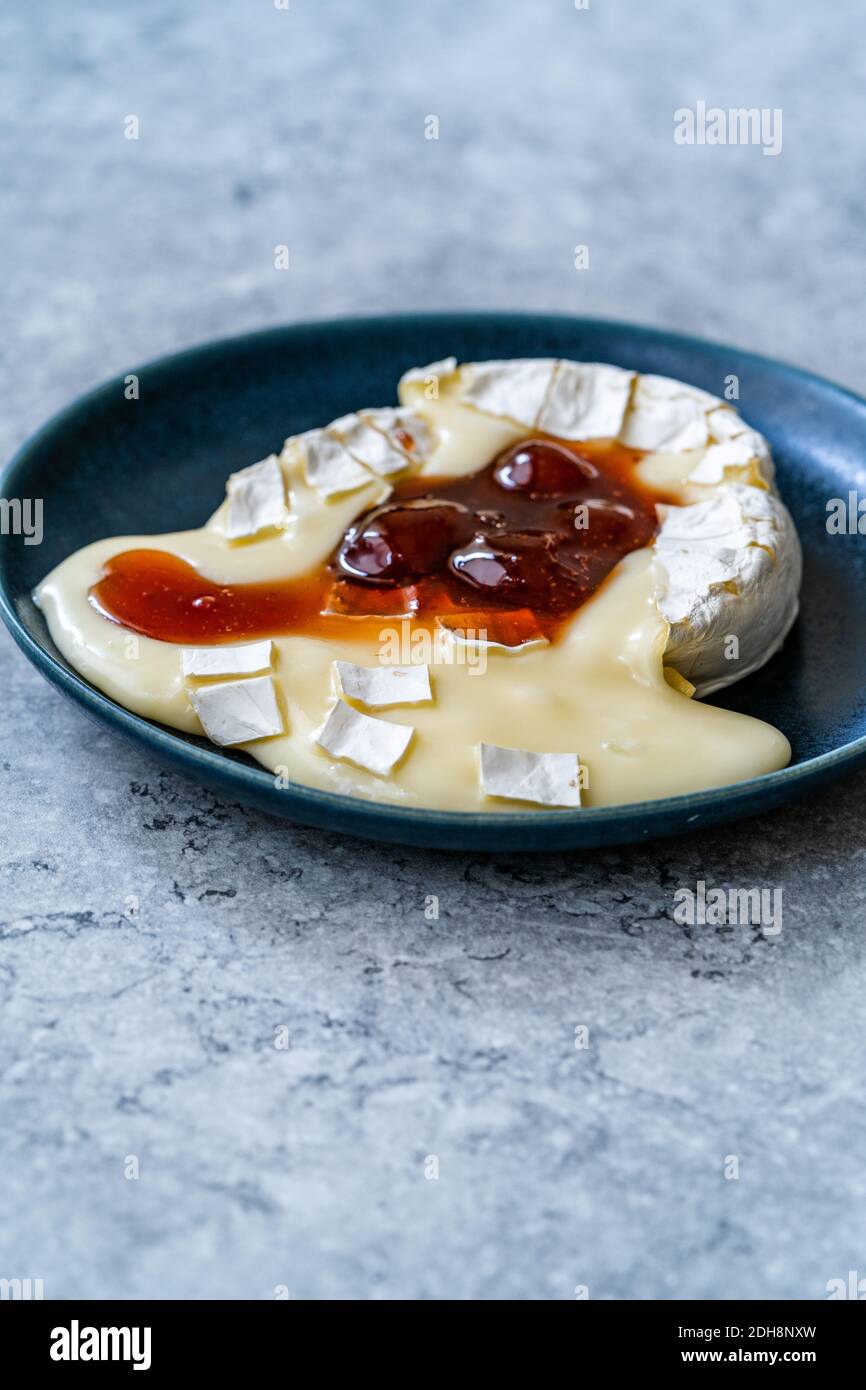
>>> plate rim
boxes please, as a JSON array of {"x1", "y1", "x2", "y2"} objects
[{"x1": 3, "y1": 310, "x2": 866, "y2": 840}]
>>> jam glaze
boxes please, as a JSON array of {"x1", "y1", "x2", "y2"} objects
[{"x1": 90, "y1": 437, "x2": 662, "y2": 647}]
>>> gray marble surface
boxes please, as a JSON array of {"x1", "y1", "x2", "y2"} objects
[{"x1": 2, "y1": 0, "x2": 865, "y2": 1301}]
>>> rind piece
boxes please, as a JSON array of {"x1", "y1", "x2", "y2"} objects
[
  {"x1": 332, "y1": 408, "x2": 434, "y2": 477},
  {"x1": 691, "y1": 408, "x2": 774, "y2": 485},
  {"x1": 182, "y1": 640, "x2": 274, "y2": 679},
  {"x1": 480, "y1": 744, "x2": 582, "y2": 808},
  {"x1": 317, "y1": 700, "x2": 414, "y2": 775},
  {"x1": 537, "y1": 361, "x2": 634, "y2": 440},
  {"x1": 363, "y1": 407, "x2": 434, "y2": 462},
  {"x1": 299, "y1": 429, "x2": 372, "y2": 497},
  {"x1": 462, "y1": 359, "x2": 557, "y2": 427},
  {"x1": 621, "y1": 375, "x2": 720, "y2": 452},
  {"x1": 190, "y1": 675, "x2": 283, "y2": 746},
  {"x1": 331, "y1": 414, "x2": 408, "y2": 477},
  {"x1": 334, "y1": 660, "x2": 432, "y2": 707},
  {"x1": 656, "y1": 484, "x2": 802, "y2": 697},
  {"x1": 707, "y1": 406, "x2": 771, "y2": 453},
  {"x1": 225, "y1": 455, "x2": 288, "y2": 539}
]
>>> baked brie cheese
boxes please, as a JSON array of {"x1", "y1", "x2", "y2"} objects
[{"x1": 36, "y1": 357, "x2": 801, "y2": 813}]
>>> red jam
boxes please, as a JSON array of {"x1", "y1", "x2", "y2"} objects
[{"x1": 90, "y1": 437, "x2": 660, "y2": 645}]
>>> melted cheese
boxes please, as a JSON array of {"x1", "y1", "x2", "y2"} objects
[{"x1": 35, "y1": 390, "x2": 792, "y2": 811}]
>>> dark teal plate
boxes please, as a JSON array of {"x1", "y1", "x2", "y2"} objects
[{"x1": 2, "y1": 314, "x2": 865, "y2": 850}]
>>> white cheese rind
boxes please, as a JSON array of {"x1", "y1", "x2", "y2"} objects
[
  {"x1": 537, "y1": 361, "x2": 634, "y2": 440},
  {"x1": 299, "y1": 429, "x2": 373, "y2": 497},
  {"x1": 480, "y1": 744, "x2": 582, "y2": 807},
  {"x1": 316, "y1": 700, "x2": 414, "y2": 775},
  {"x1": 334, "y1": 660, "x2": 432, "y2": 707},
  {"x1": 463, "y1": 359, "x2": 558, "y2": 427},
  {"x1": 363, "y1": 407, "x2": 434, "y2": 462},
  {"x1": 691, "y1": 407, "x2": 774, "y2": 485},
  {"x1": 655, "y1": 484, "x2": 801, "y2": 696},
  {"x1": 190, "y1": 675, "x2": 283, "y2": 746},
  {"x1": 225, "y1": 456, "x2": 287, "y2": 539},
  {"x1": 328, "y1": 413, "x2": 405, "y2": 477},
  {"x1": 621, "y1": 375, "x2": 720, "y2": 451},
  {"x1": 182, "y1": 641, "x2": 274, "y2": 678},
  {"x1": 332, "y1": 407, "x2": 434, "y2": 477}
]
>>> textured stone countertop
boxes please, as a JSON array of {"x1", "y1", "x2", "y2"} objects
[{"x1": 2, "y1": 0, "x2": 865, "y2": 1300}]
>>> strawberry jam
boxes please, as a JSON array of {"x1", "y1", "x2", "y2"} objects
[{"x1": 90, "y1": 438, "x2": 660, "y2": 645}]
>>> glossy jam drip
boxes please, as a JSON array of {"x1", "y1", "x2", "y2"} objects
[
  {"x1": 91, "y1": 549, "x2": 332, "y2": 644},
  {"x1": 90, "y1": 438, "x2": 660, "y2": 645}
]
